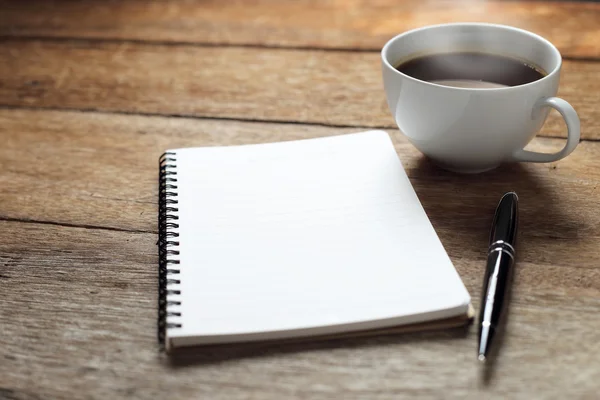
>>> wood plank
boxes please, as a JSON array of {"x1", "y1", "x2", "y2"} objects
[
  {"x1": 1, "y1": 0, "x2": 599, "y2": 59},
  {"x1": 1, "y1": 108, "x2": 600, "y2": 275},
  {"x1": 0, "y1": 220, "x2": 599, "y2": 399},
  {"x1": 0, "y1": 40, "x2": 596, "y2": 138}
]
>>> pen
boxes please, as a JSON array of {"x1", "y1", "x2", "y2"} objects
[{"x1": 478, "y1": 191, "x2": 519, "y2": 362}]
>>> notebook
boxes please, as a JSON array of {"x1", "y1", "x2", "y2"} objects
[{"x1": 157, "y1": 130, "x2": 472, "y2": 352}]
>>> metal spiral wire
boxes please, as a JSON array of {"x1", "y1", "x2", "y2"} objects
[{"x1": 158, "y1": 151, "x2": 182, "y2": 348}]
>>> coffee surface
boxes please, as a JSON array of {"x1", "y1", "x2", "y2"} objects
[{"x1": 395, "y1": 52, "x2": 546, "y2": 88}]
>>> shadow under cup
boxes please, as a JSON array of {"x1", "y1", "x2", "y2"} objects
[{"x1": 381, "y1": 23, "x2": 569, "y2": 173}]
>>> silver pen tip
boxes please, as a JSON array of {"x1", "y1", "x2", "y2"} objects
[{"x1": 478, "y1": 354, "x2": 486, "y2": 362}]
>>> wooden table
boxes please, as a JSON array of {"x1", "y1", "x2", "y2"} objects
[{"x1": 1, "y1": 1, "x2": 599, "y2": 399}]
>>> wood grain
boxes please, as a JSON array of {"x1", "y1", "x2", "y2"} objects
[
  {"x1": 1, "y1": 1, "x2": 599, "y2": 398},
  {"x1": 0, "y1": 40, "x2": 596, "y2": 138},
  {"x1": 1, "y1": 0, "x2": 599, "y2": 59},
  {"x1": 1, "y1": 108, "x2": 600, "y2": 272},
  {"x1": 1, "y1": 220, "x2": 599, "y2": 399}
]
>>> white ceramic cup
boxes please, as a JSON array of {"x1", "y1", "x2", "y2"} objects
[{"x1": 381, "y1": 23, "x2": 580, "y2": 173}]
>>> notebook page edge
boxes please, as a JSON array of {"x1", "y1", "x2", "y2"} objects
[{"x1": 169, "y1": 300, "x2": 471, "y2": 348}]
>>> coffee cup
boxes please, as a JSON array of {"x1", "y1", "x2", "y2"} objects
[{"x1": 381, "y1": 22, "x2": 580, "y2": 173}]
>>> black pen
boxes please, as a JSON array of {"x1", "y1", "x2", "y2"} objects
[{"x1": 478, "y1": 191, "x2": 519, "y2": 362}]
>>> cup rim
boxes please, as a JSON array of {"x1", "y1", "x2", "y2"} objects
[{"x1": 381, "y1": 22, "x2": 562, "y2": 91}]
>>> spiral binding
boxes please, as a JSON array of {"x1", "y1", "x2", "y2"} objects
[{"x1": 158, "y1": 151, "x2": 182, "y2": 348}]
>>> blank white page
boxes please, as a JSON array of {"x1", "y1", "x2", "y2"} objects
[{"x1": 165, "y1": 130, "x2": 470, "y2": 346}]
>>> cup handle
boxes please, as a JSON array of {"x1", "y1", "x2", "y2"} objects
[{"x1": 511, "y1": 97, "x2": 580, "y2": 163}]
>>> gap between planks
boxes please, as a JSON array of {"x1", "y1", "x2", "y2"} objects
[
  {"x1": 0, "y1": 105, "x2": 594, "y2": 143},
  {"x1": 0, "y1": 215, "x2": 155, "y2": 235},
  {"x1": 0, "y1": 34, "x2": 598, "y2": 62},
  {"x1": 0, "y1": 104, "x2": 391, "y2": 131}
]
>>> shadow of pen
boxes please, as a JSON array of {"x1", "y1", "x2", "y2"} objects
[{"x1": 405, "y1": 156, "x2": 525, "y2": 385}]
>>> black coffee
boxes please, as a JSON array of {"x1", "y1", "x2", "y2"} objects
[{"x1": 395, "y1": 52, "x2": 546, "y2": 88}]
